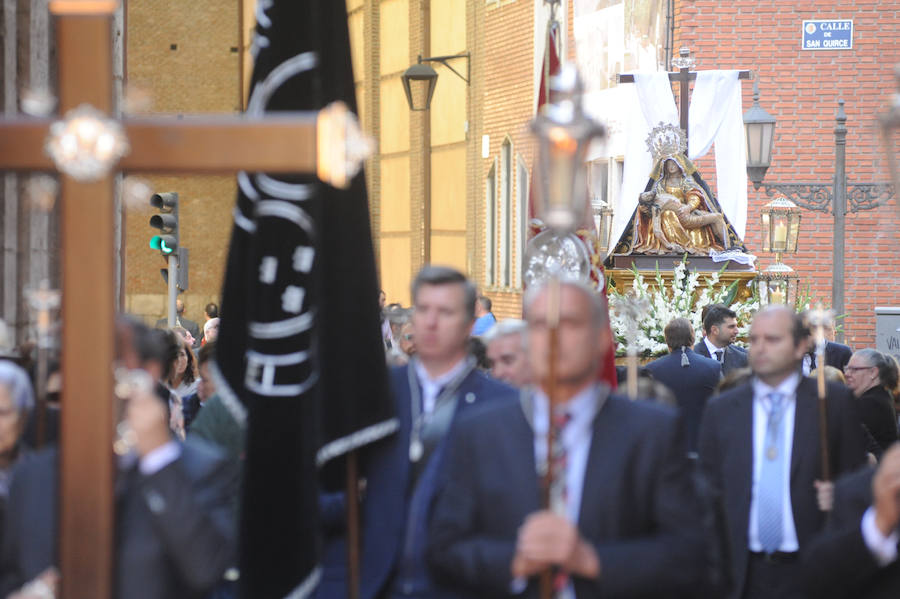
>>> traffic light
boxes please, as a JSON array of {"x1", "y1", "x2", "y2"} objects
[{"x1": 149, "y1": 192, "x2": 179, "y2": 255}]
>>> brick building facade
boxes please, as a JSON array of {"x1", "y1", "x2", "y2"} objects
[
  {"x1": 115, "y1": 0, "x2": 898, "y2": 348},
  {"x1": 673, "y1": 1, "x2": 899, "y2": 347}
]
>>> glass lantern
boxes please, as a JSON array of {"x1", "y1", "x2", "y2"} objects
[
  {"x1": 757, "y1": 262, "x2": 801, "y2": 306},
  {"x1": 760, "y1": 196, "x2": 801, "y2": 258},
  {"x1": 530, "y1": 64, "x2": 605, "y2": 233}
]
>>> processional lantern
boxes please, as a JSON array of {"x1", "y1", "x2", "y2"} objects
[
  {"x1": 523, "y1": 64, "x2": 606, "y2": 287},
  {"x1": 757, "y1": 196, "x2": 801, "y2": 306},
  {"x1": 743, "y1": 79, "x2": 777, "y2": 190},
  {"x1": 530, "y1": 65, "x2": 604, "y2": 232},
  {"x1": 879, "y1": 64, "x2": 900, "y2": 212}
]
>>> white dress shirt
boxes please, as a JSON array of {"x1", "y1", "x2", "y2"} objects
[
  {"x1": 414, "y1": 357, "x2": 470, "y2": 415},
  {"x1": 748, "y1": 373, "x2": 800, "y2": 552},
  {"x1": 861, "y1": 506, "x2": 900, "y2": 566},
  {"x1": 704, "y1": 336, "x2": 726, "y2": 361},
  {"x1": 511, "y1": 385, "x2": 602, "y2": 595},
  {"x1": 531, "y1": 385, "x2": 601, "y2": 524}
]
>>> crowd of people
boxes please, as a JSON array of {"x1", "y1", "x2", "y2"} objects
[
  {"x1": 363, "y1": 267, "x2": 899, "y2": 598},
  {"x1": 0, "y1": 271, "x2": 898, "y2": 598}
]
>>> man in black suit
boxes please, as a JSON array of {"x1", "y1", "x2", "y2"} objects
[
  {"x1": 428, "y1": 280, "x2": 704, "y2": 598},
  {"x1": 694, "y1": 304, "x2": 748, "y2": 375},
  {"x1": 646, "y1": 317, "x2": 722, "y2": 455},
  {"x1": 697, "y1": 305, "x2": 867, "y2": 599},
  {"x1": 800, "y1": 314, "x2": 852, "y2": 374},
  {"x1": 802, "y1": 443, "x2": 900, "y2": 598}
]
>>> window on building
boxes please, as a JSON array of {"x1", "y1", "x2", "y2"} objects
[
  {"x1": 499, "y1": 138, "x2": 512, "y2": 287},
  {"x1": 516, "y1": 155, "x2": 529, "y2": 289},
  {"x1": 485, "y1": 161, "x2": 496, "y2": 286}
]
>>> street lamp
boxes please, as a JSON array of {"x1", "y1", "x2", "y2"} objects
[
  {"x1": 743, "y1": 79, "x2": 776, "y2": 190},
  {"x1": 401, "y1": 53, "x2": 470, "y2": 111},
  {"x1": 757, "y1": 196, "x2": 801, "y2": 306}
]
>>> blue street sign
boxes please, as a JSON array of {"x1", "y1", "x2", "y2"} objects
[{"x1": 802, "y1": 20, "x2": 853, "y2": 50}]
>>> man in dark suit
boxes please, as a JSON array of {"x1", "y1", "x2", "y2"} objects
[
  {"x1": 427, "y1": 280, "x2": 704, "y2": 598},
  {"x1": 316, "y1": 266, "x2": 517, "y2": 599},
  {"x1": 0, "y1": 382, "x2": 236, "y2": 599},
  {"x1": 646, "y1": 317, "x2": 722, "y2": 455},
  {"x1": 799, "y1": 314, "x2": 852, "y2": 374},
  {"x1": 802, "y1": 443, "x2": 900, "y2": 598},
  {"x1": 697, "y1": 305, "x2": 867, "y2": 599},
  {"x1": 694, "y1": 304, "x2": 748, "y2": 375}
]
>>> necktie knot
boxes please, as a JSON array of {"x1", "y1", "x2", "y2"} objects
[
  {"x1": 552, "y1": 410, "x2": 572, "y2": 431},
  {"x1": 715, "y1": 349, "x2": 724, "y2": 362},
  {"x1": 767, "y1": 392, "x2": 785, "y2": 413}
]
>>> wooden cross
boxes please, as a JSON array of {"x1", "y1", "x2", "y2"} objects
[
  {"x1": 0, "y1": 2, "x2": 362, "y2": 597},
  {"x1": 617, "y1": 47, "x2": 751, "y2": 152}
]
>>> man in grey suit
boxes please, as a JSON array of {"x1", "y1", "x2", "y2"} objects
[{"x1": 694, "y1": 304, "x2": 748, "y2": 375}]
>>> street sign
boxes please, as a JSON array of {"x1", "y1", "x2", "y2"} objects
[{"x1": 802, "y1": 19, "x2": 853, "y2": 50}]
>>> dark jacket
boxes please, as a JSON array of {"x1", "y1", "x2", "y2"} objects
[
  {"x1": 428, "y1": 393, "x2": 705, "y2": 598},
  {"x1": 857, "y1": 385, "x2": 899, "y2": 456},
  {"x1": 803, "y1": 464, "x2": 900, "y2": 599},
  {"x1": 693, "y1": 340, "x2": 748, "y2": 375},
  {"x1": 0, "y1": 440, "x2": 237, "y2": 599},
  {"x1": 645, "y1": 348, "x2": 722, "y2": 453},
  {"x1": 697, "y1": 378, "x2": 868, "y2": 599},
  {"x1": 315, "y1": 363, "x2": 518, "y2": 599}
]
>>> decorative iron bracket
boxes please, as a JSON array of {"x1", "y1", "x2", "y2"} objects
[{"x1": 760, "y1": 182, "x2": 895, "y2": 214}]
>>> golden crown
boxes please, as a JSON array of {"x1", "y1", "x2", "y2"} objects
[{"x1": 645, "y1": 122, "x2": 687, "y2": 162}]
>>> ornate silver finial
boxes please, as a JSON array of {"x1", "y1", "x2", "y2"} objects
[
  {"x1": 646, "y1": 122, "x2": 687, "y2": 162},
  {"x1": 45, "y1": 104, "x2": 130, "y2": 182},
  {"x1": 671, "y1": 46, "x2": 695, "y2": 70}
]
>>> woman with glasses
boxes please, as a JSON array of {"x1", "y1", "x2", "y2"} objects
[{"x1": 844, "y1": 349, "x2": 899, "y2": 457}]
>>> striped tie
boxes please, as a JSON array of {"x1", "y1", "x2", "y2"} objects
[
  {"x1": 550, "y1": 411, "x2": 574, "y2": 599},
  {"x1": 757, "y1": 392, "x2": 786, "y2": 553}
]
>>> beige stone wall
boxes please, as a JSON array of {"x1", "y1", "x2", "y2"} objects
[{"x1": 123, "y1": 0, "x2": 241, "y2": 325}]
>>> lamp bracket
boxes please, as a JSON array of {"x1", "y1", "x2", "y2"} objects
[
  {"x1": 847, "y1": 183, "x2": 895, "y2": 213},
  {"x1": 418, "y1": 53, "x2": 470, "y2": 85},
  {"x1": 761, "y1": 181, "x2": 895, "y2": 214},
  {"x1": 761, "y1": 183, "x2": 832, "y2": 213}
]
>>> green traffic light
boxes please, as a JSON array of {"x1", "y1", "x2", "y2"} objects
[{"x1": 150, "y1": 235, "x2": 176, "y2": 255}]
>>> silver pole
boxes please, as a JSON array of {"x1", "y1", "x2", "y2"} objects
[{"x1": 167, "y1": 254, "x2": 177, "y2": 328}]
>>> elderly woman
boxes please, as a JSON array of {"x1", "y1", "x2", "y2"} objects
[
  {"x1": 0, "y1": 361, "x2": 34, "y2": 538},
  {"x1": 844, "y1": 348, "x2": 900, "y2": 456}
]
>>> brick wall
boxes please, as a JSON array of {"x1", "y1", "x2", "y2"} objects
[
  {"x1": 123, "y1": 1, "x2": 240, "y2": 325},
  {"x1": 480, "y1": 0, "x2": 536, "y2": 320},
  {"x1": 675, "y1": 0, "x2": 900, "y2": 348}
]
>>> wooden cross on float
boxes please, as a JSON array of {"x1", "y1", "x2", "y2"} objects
[
  {"x1": 617, "y1": 47, "x2": 751, "y2": 152},
  {"x1": 0, "y1": 2, "x2": 365, "y2": 597}
]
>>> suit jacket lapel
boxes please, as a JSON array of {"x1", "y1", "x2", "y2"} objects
[
  {"x1": 577, "y1": 397, "x2": 619, "y2": 537},
  {"x1": 791, "y1": 379, "x2": 817, "y2": 480},
  {"x1": 516, "y1": 389, "x2": 545, "y2": 512},
  {"x1": 732, "y1": 387, "x2": 755, "y2": 535}
]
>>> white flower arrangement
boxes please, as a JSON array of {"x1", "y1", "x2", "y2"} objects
[{"x1": 608, "y1": 258, "x2": 759, "y2": 357}]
